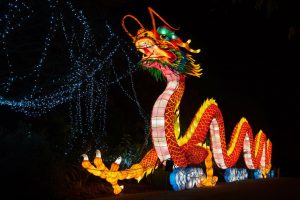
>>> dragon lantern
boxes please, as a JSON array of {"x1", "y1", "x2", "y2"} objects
[{"x1": 81, "y1": 7, "x2": 272, "y2": 194}]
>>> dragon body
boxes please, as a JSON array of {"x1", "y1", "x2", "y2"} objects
[{"x1": 82, "y1": 7, "x2": 272, "y2": 194}]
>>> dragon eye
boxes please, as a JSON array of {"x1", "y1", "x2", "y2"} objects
[
  {"x1": 160, "y1": 34, "x2": 170, "y2": 41},
  {"x1": 160, "y1": 34, "x2": 166, "y2": 39}
]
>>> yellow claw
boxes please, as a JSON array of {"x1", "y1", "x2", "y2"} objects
[
  {"x1": 81, "y1": 151, "x2": 149, "y2": 195},
  {"x1": 110, "y1": 157, "x2": 122, "y2": 172},
  {"x1": 94, "y1": 150, "x2": 108, "y2": 171}
]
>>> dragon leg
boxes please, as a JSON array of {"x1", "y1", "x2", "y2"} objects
[
  {"x1": 201, "y1": 146, "x2": 218, "y2": 187},
  {"x1": 81, "y1": 148, "x2": 158, "y2": 194}
]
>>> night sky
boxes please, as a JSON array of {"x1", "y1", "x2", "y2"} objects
[{"x1": 1, "y1": 0, "x2": 300, "y2": 199}]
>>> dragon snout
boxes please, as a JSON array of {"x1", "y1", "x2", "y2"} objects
[
  {"x1": 135, "y1": 38, "x2": 174, "y2": 62},
  {"x1": 135, "y1": 38, "x2": 154, "y2": 49},
  {"x1": 135, "y1": 38, "x2": 156, "y2": 58}
]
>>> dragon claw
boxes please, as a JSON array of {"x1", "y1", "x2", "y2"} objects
[
  {"x1": 95, "y1": 149, "x2": 101, "y2": 158},
  {"x1": 115, "y1": 156, "x2": 122, "y2": 165},
  {"x1": 81, "y1": 154, "x2": 89, "y2": 160},
  {"x1": 82, "y1": 148, "x2": 157, "y2": 194}
]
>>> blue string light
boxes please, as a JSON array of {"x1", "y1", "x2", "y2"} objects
[
  {"x1": 0, "y1": 0, "x2": 149, "y2": 158},
  {"x1": 1, "y1": 0, "x2": 34, "y2": 92}
]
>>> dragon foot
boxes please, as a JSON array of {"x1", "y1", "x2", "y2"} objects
[
  {"x1": 200, "y1": 144, "x2": 218, "y2": 187},
  {"x1": 81, "y1": 150, "x2": 146, "y2": 194}
]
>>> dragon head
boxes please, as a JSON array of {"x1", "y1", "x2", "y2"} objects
[{"x1": 122, "y1": 7, "x2": 202, "y2": 80}]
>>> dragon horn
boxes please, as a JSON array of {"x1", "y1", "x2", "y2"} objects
[
  {"x1": 122, "y1": 14, "x2": 145, "y2": 40},
  {"x1": 178, "y1": 39, "x2": 201, "y2": 53},
  {"x1": 148, "y1": 7, "x2": 179, "y2": 32}
]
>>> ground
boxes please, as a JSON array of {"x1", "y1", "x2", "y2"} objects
[{"x1": 90, "y1": 177, "x2": 300, "y2": 200}]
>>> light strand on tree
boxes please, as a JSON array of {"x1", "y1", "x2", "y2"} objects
[{"x1": 0, "y1": 0, "x2": 149, "y2": 158}]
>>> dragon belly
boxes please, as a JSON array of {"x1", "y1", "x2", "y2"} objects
[{"x1": 151, "y1": 73, "x2": 180, "y2": 165}]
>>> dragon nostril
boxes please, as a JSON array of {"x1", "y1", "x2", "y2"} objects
[{"x1": 144, "y1": 42, "x2": 150, "y2": 47}]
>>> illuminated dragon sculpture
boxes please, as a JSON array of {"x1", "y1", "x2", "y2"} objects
[{"x1": 81, "y1": 7, "x2": 272, "y2": 194}]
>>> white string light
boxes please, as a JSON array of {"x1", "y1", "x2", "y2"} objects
[{"x1": 0, "y1": 0, "x2": 150, "y2": 161}]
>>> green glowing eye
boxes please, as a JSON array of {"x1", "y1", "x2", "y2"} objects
[{"x1": 160, "y1": 34, "x2": 168, "y2": 40}]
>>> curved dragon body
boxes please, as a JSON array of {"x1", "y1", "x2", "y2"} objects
[
  {"x1": 143, "y1": 60, "x2": 272, "y2": 170},
  {"x1": 81, "y1": 7, "x2": 272, "y2": 194}
]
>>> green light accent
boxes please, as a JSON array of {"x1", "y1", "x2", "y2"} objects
[
  {"x1": 157, "y1": 26, "x2": 178, "y2": 40},
  {"x1": 139, "y1": 60, "x2": 167, "y2": 82},
  {"x1": 157, "y1": 27, "x2": 170, "y2": 35},
  {"x1": 145, "y1": 67, "x2": 166, "y2": 81},
  {"x1": 171, "y1": 34, "x2": 178, "y2": 39}
]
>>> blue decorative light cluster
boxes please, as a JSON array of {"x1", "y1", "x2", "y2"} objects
[
  {"x1": 224, "y1": 168, "x2": 248, "y2": 182},
  {"x1": 0, "y1": 0, "x2": 150, "y2": 157},
  {"x1": 169, "y1": 167, "x2": 206, "y2": 191},
  {"x1": 253, "y1": 169, "x2": 263, "y2": 179},
  {"x1": 253, "y1": 169, "x2": 275, "y2": 179}
]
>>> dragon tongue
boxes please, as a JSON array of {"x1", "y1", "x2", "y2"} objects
[
  {"x1": 144, "y1": 48, "x2": 151, "y2": 54},
  {"x1": 143, "y1": 61, "x2": 162, "y2": 69}
]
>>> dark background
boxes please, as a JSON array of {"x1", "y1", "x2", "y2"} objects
[
  {"x1": 81, "y1": 0, "x2": 300, "y2": 176},
  {"x1": 0, "y1": 0, "x2": 299, "y2": 199},
  {"x1": 73, "y1": 0, "x2": 300, "y2": 176}
]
